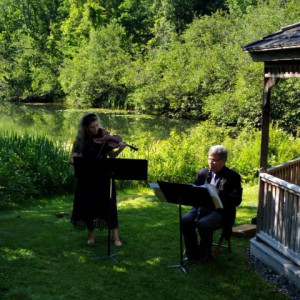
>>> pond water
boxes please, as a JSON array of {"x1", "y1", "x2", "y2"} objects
[{"x1": 0, "y1": 102, "x2": 199, "y2": 143}]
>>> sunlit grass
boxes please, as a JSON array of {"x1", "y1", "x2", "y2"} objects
[
  {"x1": 1, "y1": 248, "x2": 35, "y2": 261},
  {"x1": 0, "y1": 187, "x2": 287, "y2": 300}
]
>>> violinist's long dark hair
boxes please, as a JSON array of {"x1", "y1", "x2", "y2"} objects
[{"x1": 72, "y1": 113, "x2": 103, "y2": 154}]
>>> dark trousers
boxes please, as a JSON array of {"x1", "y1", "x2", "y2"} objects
[{"x1": 181, "y1": 208, "x2": 224, "y2": 259}]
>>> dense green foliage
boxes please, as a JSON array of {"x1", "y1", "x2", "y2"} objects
[
  {"x1": 132, "y1": 122, "x2": 300, "y2": 184},
  {"x1": 1, "y1": 123, "x2": 299, "y2": 208},
  {"x1": 0, "y1": 0, "x2": 299, "y2": 133},
  {"x1": 0, "y1": 132, "x2": 74, "y2": 208}
]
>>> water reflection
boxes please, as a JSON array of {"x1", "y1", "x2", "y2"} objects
[{"x1": 0, "y1": 102, "x2": 199, "y2": 142}]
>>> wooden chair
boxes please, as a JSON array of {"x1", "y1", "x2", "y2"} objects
[{"x1": 213, "y1": 228, "x2": 232, "y2": 259}]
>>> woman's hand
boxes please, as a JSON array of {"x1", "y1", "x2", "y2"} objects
[
  {"x1": 70, "y1": 152, "x2": 82, "y2": 165},
  {"x1": 108, "y1": 143, "x2": 126, "y2": 158}
]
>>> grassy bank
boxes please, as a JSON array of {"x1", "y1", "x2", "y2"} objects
[{"x1": 0, "y1": 185, "x2": 288, "y2": 300}]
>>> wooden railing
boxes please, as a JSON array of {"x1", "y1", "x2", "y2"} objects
[
  {"x1": 267, "y1": 157, "x2": 300, "y2": 185},
  {"x1": 257, "y1": 159, "x2": 300, "y2": 265}
]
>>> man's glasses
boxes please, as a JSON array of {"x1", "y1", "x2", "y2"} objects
[{"x1": 208, "y1": 158, "x2": 224, "y2": 162}]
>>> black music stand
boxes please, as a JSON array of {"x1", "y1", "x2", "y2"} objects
[
  {"x1": 157, "y1": 181, "x2": 214, "y2": 273},
  {"x1": 74, "y1": 157, "x2": 148, "y2": 262}
]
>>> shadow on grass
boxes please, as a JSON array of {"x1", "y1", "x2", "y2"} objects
[{"x1": 0, "y1": 192, "x2": 286, "y2": 300}]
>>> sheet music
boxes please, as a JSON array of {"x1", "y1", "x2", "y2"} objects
[
  {"x1": 149, "y1": 182, "x2": 168, "y2": 202},
  {"x1": 152, "y1": 181, "x2": 223, "y2": 208},
  {"x1": 195, "y1": 183, "x2": 223, "y2": 209}
]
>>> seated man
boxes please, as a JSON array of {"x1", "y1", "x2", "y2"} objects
[{"x1": 182, "y1": 145, "x2": 242, "y2": 262}]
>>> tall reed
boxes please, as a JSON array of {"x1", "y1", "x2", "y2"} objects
[{"x1": 0, "y1": 131, "x2": 74, "y2": 208}]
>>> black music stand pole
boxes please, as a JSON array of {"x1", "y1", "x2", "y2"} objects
[
  {"x1": 169, "y1": 198, "x2": 187, "y2": 274},
  {"x1": 157, "y1": 181, "x2": 213, "y2": 274},
  {"x1": 98, "y1": 176, "x2": 118, "y2": 263}
]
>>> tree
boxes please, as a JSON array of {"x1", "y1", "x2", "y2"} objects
[
  {"x1": 117, "y1": 0, "x2": 154, "y2": 48},
  {"x1": 60, "y1": 22, "x2": 131, "y2": 108},
  {"x1": 0, "y1": 0, "x2": 64, "y2": 101}
]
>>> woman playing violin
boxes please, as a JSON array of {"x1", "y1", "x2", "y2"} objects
[{"x1": 70, "y1": 113, "x2": 126, "y2": 246}]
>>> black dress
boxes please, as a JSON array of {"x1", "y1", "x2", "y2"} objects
[{"x1": 71, "y1": 130, "x2": 118, "y2": 230}]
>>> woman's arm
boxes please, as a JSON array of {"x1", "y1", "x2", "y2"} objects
[{"x1": 69, "y1": 151, "x2": 82, "y2": 165}]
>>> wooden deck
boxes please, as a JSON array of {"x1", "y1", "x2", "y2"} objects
[{"x1": 251, "y1": 157, "x2": 300, "y2": 288}]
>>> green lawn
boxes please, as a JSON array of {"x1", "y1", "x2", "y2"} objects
[{"x1": 0, "y1": 185, "x2": 288, "y2": 300}]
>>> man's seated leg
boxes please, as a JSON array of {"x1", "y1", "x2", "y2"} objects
[{"x1": 197, "y1": 210, "x2": 224, "y2": 262}]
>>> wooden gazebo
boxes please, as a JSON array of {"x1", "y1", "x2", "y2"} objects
[{"x1": 243, "y1": 22, "x2": 300, "y2": 288}]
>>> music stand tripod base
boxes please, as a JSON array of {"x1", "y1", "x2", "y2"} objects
[
  {"x1": 96, "y1": 253, "x2": 118, "y2": 263},
  {"x1": 168, "y1": 263, "x2": 188, "y2": 274},
  {"x1": 96, "y1": 221, "x2": 118, "y2": 263}
]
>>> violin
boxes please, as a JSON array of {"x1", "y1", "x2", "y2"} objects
[{"x1": 93, "y1": 133, "x2": 138, "y2": 152}]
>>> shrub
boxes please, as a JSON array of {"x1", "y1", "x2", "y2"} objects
[
  {"x1": 121, "y1": 122, "x2": 300, "y2": 186},
  {"x1": 1, "y1": 123, "x2": 299, "y2": 208}
]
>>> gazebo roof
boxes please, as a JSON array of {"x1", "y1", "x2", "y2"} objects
[{"x1": 243, "y1": 22, "x2": 300, "y2": 62}]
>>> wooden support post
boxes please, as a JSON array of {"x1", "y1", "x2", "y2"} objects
[
  {"x1": 260, "y1": 76, "x2": 279, "y2": 172},
  {"x1": 257, "y1": 75, "x2": 279, "y2": 233}
]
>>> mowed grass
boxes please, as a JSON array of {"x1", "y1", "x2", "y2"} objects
[{"x1": 0, "y1": 185, "x2": 288, "y2": 300}]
